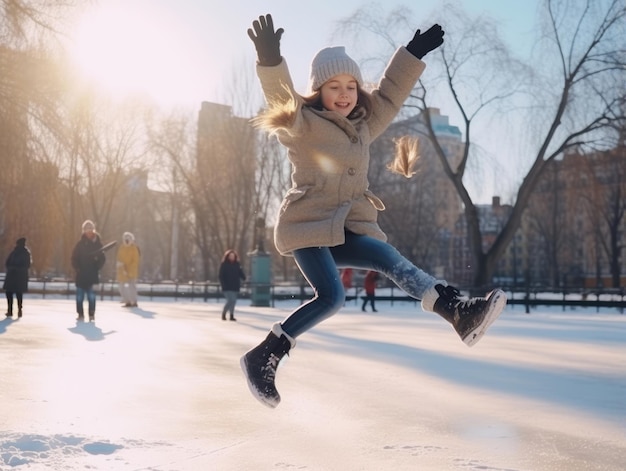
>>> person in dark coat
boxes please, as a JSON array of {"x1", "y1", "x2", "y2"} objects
[
  {"x1": 3, "y1": 237, "x2": 32, "y2": 318},
  {"x1": 71, "y1": 220, "x2": 105, "y2": 322},
  {"x1": 218, "y1": 249, "x2": 246, "y2": 321}
]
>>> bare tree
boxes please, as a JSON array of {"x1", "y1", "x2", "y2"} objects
[
  {"x1": 30, "y1": 89, "x2": 151, "y2": 277},
  {"x1": 584, "y1": 149, "x2": 625, "y2": 288},
  {"x1": 145, "y1": 109, "x2": 198, "y2": 280},
  {"x1": 524, "y1": 161, "x2": 569, "y2": 286},
  {"x1": 0, "y1": 0, "x2": 86, "y2": 270},
  {"x1": 150, "y1": 60, "x2": 293, "y2": 282},
  {"x1": 217, "y1": 60, "x2": 292, "y2": 254},
  {"x1": 340, "y1": 0, "x2": 626, "y2": 291},
  {"x1": 148, "y1": 105, "x2": 255, "y2": 282}
]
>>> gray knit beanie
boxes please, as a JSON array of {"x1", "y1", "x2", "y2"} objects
[{"x1": 308, "y1": 46, "x2": 363, "y2": 93}]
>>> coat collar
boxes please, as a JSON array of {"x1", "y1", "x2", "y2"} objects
[{"x1": 308, "y1": 106, "x2": 367, "y2": 139}]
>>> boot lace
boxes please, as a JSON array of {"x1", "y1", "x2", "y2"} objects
[
  {"x1": 261, "y1": 353, "x2": 280, "y2": 383},
  {"x1": 457, "y1": 297, "x2": 481, "y2": 309},
  {"x1": 440, "y1": 285, "x2": 486, "y2": 318}
]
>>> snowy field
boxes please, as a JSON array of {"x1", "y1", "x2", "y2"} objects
[{"x1": 0, "y1": 296, "x2": 624, "y2": 470}]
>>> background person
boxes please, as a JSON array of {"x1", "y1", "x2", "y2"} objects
[
  {"x1": 361, "y1": 270, "x2": 379, "y2": 312},
  {"x1": 71, "y1": 220, "x2": 105, "y2": 322},
  {"x1": 3, "y1": 237, "x2": 31, "y2": 318},
  {"x1": 116, "y1": 232, "x2": 141, "y2": 307},
  {"x1": 341, "y1": 268, "x2": 354, "y2": 305},
  {"x1": 218, "y1": 249, "x2": 246, "y2": 321}
]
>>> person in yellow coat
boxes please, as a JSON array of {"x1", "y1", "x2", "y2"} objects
[{"x1": 116, "y1": 232, "x2": 141, "y2": 307}]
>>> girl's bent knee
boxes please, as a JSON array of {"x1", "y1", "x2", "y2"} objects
[
  {"x1": 330, "y1": 293, "x2": 346, "y2": 314},
  {"x1": 316, "y1": 286, "x2": 345, "y2": 314}
]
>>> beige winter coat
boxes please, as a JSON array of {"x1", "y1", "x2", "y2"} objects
[{"x1": 257, "y1": 47, "x2": 426, "y2": 255}]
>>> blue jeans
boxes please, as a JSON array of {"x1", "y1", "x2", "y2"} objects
[
  {"x1": 76, "y1": 286, "x2": 96, "y2": 315},
  {"x1": 222, "y1": 291, "x2": 239, "y2": 318},
  {"x1": 281, "y1": 232, "x2": 439, "y2": 338}
]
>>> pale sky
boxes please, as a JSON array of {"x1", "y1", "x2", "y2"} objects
[{"x1": 66, "y1": 0, "x2": 540, "y2": 110}]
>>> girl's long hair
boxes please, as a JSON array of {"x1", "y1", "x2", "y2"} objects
[
  {"x1": 251, "y1": 84, "x2": 419, "y2": 178},
  {"x1": 221, "y1": 249, "x2": 239, "y2": 263},
  {"x1": 387, "y1": 135, "x2": 420, "y2": 178},
  {"x1": 250, "y1": 84, "x2": 372, "y2": 134}
]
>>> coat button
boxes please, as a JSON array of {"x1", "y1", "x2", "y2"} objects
[
  {"x1": 350, "y1": 136, "x2": 358, "y2": 143},
  {"x1": 347, "y1": 168, "x2": 356, "y2": 176}
]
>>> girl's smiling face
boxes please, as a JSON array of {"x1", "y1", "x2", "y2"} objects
[{"x1": 319, "y1": 74, "x2": 358, "y2": 117}]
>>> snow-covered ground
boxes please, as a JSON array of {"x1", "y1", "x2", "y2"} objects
[{"x1": 0, "y1": 296, "x2": 624, "y2": 470}]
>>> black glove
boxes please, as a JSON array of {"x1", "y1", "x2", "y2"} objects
[
  {"x1": 247, "y1": 14, "x2": 284, "y2": 66},
  {"x1": 406, "y1": 24, "x2": 444, "y2": 59}
]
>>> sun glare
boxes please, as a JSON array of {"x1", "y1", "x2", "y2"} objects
[{"x1": 68, "y1": 5, "x2": 202, "y2": 107}]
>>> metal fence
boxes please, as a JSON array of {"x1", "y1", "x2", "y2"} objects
[{"x1": 15, "y1": 279, "x2": 626, "y2": 313}]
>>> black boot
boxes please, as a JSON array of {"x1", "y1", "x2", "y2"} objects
[
  {"x1": 426, "y1": 284, "x2": 506, "y2": 347},
  {"x1": 89, "y1": 311, "x2": 95, "y2": 322},
  {"x1": 240, "y1": 323, "x2": 295, "y2": 408},
  {"x1": 17, "y1": 308, "x2": 22, "y2": 318}
]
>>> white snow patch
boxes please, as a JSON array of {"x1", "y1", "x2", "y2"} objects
[{"x1": 0, "y1": 298, "x2": 624, "y2": 470}]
